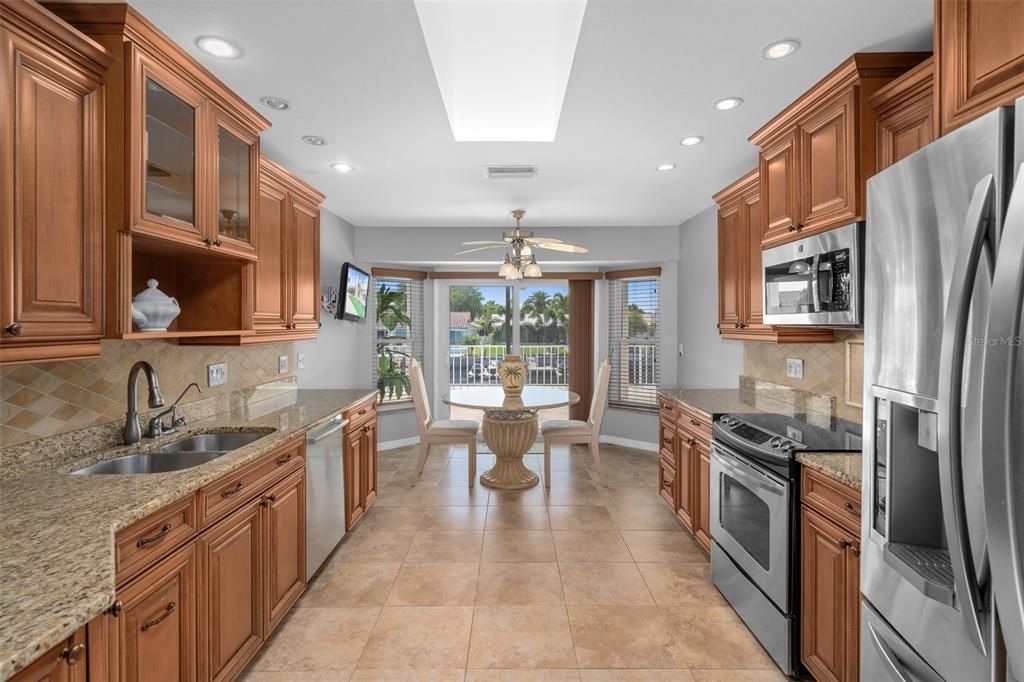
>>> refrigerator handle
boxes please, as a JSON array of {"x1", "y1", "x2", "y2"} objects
[
  {"x1": 937, "y1": 173, "x2": 994, "y2": 656},
  {"x1": 867, "y1": 622, "x2": 911, "y2": 682},
  {"x1": 982, "y1": 167, "x2": 1024, "y2": 678}
]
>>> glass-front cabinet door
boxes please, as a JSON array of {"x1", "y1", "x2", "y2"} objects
[
  {"x1": 135, "y1": 54, "x2": 206, "y2": 246},
  {"x1": 212, "y1": 110, "x2": 259, "y2": 258}
]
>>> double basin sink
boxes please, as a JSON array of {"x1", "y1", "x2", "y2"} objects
[{"x1": 71, "y1": 431, "x2": 270, "y2": 475}]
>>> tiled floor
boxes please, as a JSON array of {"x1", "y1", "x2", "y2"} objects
[{"x1": 243, "y1": 443, "x2": 785, "y2": 681}]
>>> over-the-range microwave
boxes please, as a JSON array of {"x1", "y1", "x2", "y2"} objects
[{"x1": 761, "y1": 222, "x2": 863, "y2": 327}]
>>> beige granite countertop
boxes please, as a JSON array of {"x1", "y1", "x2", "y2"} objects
[
  {"x1": 658, "y1": 387, "x2": 784, "y2": 418},
  {"x1": 797, "y1": 452, "x2": 863, "y2": 491},
  {"x1": 0, "y1": 387, "x2": 376, "y2": 680}
]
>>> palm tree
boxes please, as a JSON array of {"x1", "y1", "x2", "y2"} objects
[
  {"x1": 548, "y1": 292, "x2": 568, "y2": 344},
  {"x1": 520, "y1": 290, "x2": 551, "y2": 343}
]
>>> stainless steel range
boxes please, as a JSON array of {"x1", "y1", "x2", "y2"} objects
[{"x1": 710, "y1": 412, "x2": 861, "y2": 677}]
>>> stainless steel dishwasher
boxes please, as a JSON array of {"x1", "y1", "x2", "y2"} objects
[{"x1": 305, "y1": 412, "x2": 348, "y2": 580}]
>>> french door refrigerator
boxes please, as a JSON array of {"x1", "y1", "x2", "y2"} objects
[{"x1": 862, "y1": 97, "x2": 1024, "y2": 681}]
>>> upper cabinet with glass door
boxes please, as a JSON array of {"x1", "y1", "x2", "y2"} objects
[{"x1": 212, "y1": 109, "x2": 259, "y2": 258}]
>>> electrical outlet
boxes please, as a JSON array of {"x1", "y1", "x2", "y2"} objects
[
  {"x1": 207, "y1": 362, "x2": 228, "y2": 387},
  {"x1": 296, "y1": 352, "x2": 306, "y2": 370},
  {"x1": 786, "y1": 358, "x2": 804, "y2": 380},
  {"x1": 278, "y1": 355, "x2": 289, "y2": 374}
]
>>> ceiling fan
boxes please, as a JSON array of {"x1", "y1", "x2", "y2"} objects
[{"x1": 456, "y1": 209, "x2": 589, "y2": 279}]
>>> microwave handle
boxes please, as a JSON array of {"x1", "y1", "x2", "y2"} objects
[{"x1": 810, "y1": 254, "x2": 822, "y2": 312}]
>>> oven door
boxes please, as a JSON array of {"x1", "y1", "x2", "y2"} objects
[{"x1": 710, "y1": 441, "x2": 791, "y2": 609}]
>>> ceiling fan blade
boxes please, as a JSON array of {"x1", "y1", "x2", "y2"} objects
[
  {"x1": 525, "y1": 236, "x2": 563, "y2": 244},
  {"x1": 534, "y1": 242, "x2": 589, "y2": 254},
  {"x1": 460, "y1": 240, "x2": 507, "y2": 246},
  {"x1": 455, "y1": 245, "x2": 509, "y2": 255}
]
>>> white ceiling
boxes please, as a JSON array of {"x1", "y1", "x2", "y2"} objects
[{"x1": 134, "y1": 0, "x2": 932, "y2": 229}]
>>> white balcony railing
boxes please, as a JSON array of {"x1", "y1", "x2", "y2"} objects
[{"x1": 449, "y1": 345, "x2": 567, "y2": 386}]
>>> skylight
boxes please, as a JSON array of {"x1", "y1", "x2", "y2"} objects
[{"x1": 414, "y1": 0, "x2": 588, "y2": 142}]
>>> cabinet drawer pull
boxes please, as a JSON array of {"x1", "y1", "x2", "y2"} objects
[
  {"x1": 358, "y1": 408, "x2": 368, "y2": 415},
  {"x1": 136, "y1": 523, "x2": 172, "y2": 548},
  {"x1": 61, "y1": 643, "x2": 86, "y2": 665},
  {"x1": 690, "y1": 419, "x2": 700, "y2": 426},
  {"x1": 4, "y1": 322, "x2": 22, "y2": 336},
  {"x1": 276, "y1": 453, "x2": 293, "y2": 465},
  {"x1": 141, "y1": 602, "x2": 176, "y2": 631},
  {"x1": 220, "y1": 481, "x2": 244, "y2": 497},
  {"x1": 844, "y1": 502, "x2": 858, "y2": 516}
]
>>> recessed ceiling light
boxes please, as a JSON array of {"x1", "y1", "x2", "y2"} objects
[
  {"x1": 656, "y1": 163, "x2": 676, "y2": 172},
  {"x1": 679, "y1": 136, "x2": 704, "y2": 147},
  {"x1": 714, "y1": 97, "x2": 744, "y2": 111},
  {"x1": 763, "y1": 39, "x2": 800, "y2": 60},
  {"x1": 331, "y1": 162, "x2": 354, "y2": 173},
  {"x1": 260, "y1": 96, "x2": 291, "y2": 111},
  {"x1": 302, "y1": 135, "x2": 327, "y2": 146},
  {"x1": 195, "y1": 36, "x2": 240, "y2": 59}
]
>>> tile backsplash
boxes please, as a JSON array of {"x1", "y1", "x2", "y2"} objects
[
  {"x1": 743, "y1": 331, "x2": 863, "y2": 424},
  {"x1": 1, "y1": 340, "x2": 294, "y2": 446}
]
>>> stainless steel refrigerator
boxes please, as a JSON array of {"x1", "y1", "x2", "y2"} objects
[{"x1": 862, "y1": 98, "x2": 1024, "y2": 681}]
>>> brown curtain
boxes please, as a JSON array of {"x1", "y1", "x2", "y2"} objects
[{"x1": 568, "y1": 279, "x2": 594, "y2": 421}]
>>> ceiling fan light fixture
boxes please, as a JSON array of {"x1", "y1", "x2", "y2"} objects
[
  {"x1": 523, "y1": 258, "x2": 542, "y2": 278},
  {"x1": 498, "y1": 258, "x2": 519, "y2": 279}
]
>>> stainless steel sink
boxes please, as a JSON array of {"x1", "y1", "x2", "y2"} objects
[{"x1": 71, "y1": 430, "x2": 270, "y2": 475}]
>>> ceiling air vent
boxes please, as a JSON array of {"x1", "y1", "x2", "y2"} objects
[{"x1": 485, "y1": 165, "x2": 536, "y2": 179}]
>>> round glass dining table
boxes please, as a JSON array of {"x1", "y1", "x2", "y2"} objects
[{"x1": 443, "y1": 386, "x2": 580, "y2": 489}]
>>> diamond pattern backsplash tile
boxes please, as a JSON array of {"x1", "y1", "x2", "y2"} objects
[
  {"x1": 0, "y1": 340, "x2": 294, "y2": 447},
  {"x1": 743, "y1": 330, "x2": 863, "y2": 423}
]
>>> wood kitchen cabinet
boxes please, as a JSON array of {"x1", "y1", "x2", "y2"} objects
[
  {"x1": 343, "y1": 396, "x2": 379, "y2": 531},
  {"x1": 657, "y1": 397, "x2": 712, "y2": 553},
  {"x1": 7, "y1": 628, "x2": 87, "y2": 682},
  {"x1": 935, "y1": 0, "x2": 1024, "y2": 136},
  {"x1": 800, "y1": 467, "x2": 861, "y2": 682},
  {"x1": 262, "y1": 468, "x2": 306, "y2": 634},
  {"x1": 750, "y1": 52, "x2": 928, "y2": 248},
  {"x1": 693, "y1": 439, "x2": 712, "y2": 553},
  {"x1": 871, "y1": 57, "x2": 935, "y2": 173},
  {"x1": 0, "y1": 0, "x2": 111, "y2": 365},
  {"x1": 713, "y1": 171, "x2": 834, "y2": 344}
]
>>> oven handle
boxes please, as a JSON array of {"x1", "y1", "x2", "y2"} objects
[{"x1": 711, "y1": 447, "x2": 786, "y2": 496}]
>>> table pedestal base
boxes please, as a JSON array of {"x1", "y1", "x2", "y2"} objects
[{"x1": 480, "y1": 410, "x2": 539, "y2": 490}]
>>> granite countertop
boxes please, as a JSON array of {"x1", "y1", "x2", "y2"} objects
[
  {"x1": 658, "y1": 387, "x2": 787, "y2": 418},
  {"x1": 0, "y1": 388, "x2": 376, "y2": 680},
  {"x1": 797, "y1": 452, "x2": 863, "y2": 491}
]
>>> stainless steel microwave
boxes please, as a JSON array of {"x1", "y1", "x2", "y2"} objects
[{"x1": 761, "y1": 222, "x2": 863, "y2": 327}]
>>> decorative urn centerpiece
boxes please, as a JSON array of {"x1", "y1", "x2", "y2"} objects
[
  {"x1": 498, "y1": 354, "x2": 528, "y2": 397},
  {"x1": 131, "y1": 279, "x2": 180, "y2": 332}
]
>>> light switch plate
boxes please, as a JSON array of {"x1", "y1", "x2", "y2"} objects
[
  {"x1": 207, "y1": 362, "x2": 228, "y2": 387},
  {"x1": 278, "y1": 355, "x2": 289, "y2": 374},
  {"x1": 296, "y1": 352, "x2": 306, "y2": 370},
  {"x1": 786, "y1": 358, "x2": 804, "y2": 380}
]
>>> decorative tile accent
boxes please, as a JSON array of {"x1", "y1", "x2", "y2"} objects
[{"x1": 1, "y1": 339, "x2": 294, "y2": 448}]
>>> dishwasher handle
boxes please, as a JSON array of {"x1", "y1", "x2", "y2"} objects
[{"x1": 307, "y1": 414, "x2": 348, "y2": 444}]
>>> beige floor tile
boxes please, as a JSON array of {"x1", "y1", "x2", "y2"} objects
[
  {"x1": 475, "y1": 562, "x2": 564, "y2": 605},
  {"x1": 349, "y1": 670, "x2": 464, "y2": 682},
  {"x1": 547, "y1": 506, "x2": 616, "y2": 530},
  {"x1": 467, "y1": 605, "x2": 577, "y2": 669},
  {"x1": 544, "y1": 468, "x2": 598, "y2": 486},
  {"x1": 466, "y1": 669, "x2": 581, "y2": 681},
  {"x1": 486, "y1": 505, "x2": 551, "y2": 529},
  {"x1": 299, "y1": 563, "x2": 401, "y2": 607},
  {"x1": 567, "y1": 604, "x2": 686, "y2": 669},
  {"x1": 488, "y1": 485, "x2": 549, "y2": 506},
  {"x1": 405, "y1": 530, "x2": 484, "y2": 562},
  {"x1": 636, "y1": 563, "x2": 726, "y2": 607},
  {"x1": 374, "y1": 486, "x2": 438, "y2": 508},
  {"x1": 358, "y1": 606, "x2": 474, "y2": 669},
  {"x1": 606, "y1": 504, "x2": 682, "y2": 531},
  {"x1": 421, "y1": 506, "x2": 489, "y2": 530},
  {"x1": 358, "y1": 507, "x2": 425, "y2": 531},
  {"x1": 544, "y1": 486, "x2": 609, "y2": 507},
  {"x1": 689, "y1": 671, "x2": 787, "y2": 681},
  {"x1": 250, "y1": 607, "x2": 379, "y2": 671},
  {"x1": 601, "y1": 487, "x2": 663, "y2": 507},
  {"x1": 620, "y1": 531, "x2": 706, "y2": 563},
  {"x1": 551, "y1": 531, "x2": 633, "y2": 562},
  {"x1": 386, "y1": 562, "x2": 479, "y2": 605},
  {"x1": 578, "y1": 670, "x2": 695, "y2": 681},
  {"x1": 559, "y1": 562, "x2": 655, "y2": 605},
  {"x1": 241, "y1": 672, "x2": 350, "y2": 682},
  {"x1": 482, "y1": 530, "x2": 556, "y2": 562},
  {"x1": 431, "y1": 485, "x2": 492, "y2": 506},
  {"x1": 331, "y1": 531, "x2": 417, "y2": 563},
  {"x1": 662, "y1": 606, "x2": 776, "y2": 670}
]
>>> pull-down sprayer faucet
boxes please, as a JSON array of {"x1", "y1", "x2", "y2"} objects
[{"x1": 124, "y1": 361, "x2": 165, "y2": 445}]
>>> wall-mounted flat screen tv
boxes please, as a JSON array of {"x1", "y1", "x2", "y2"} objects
[{"x1": 337, "y1": 262, "x2": 370, "y2": 321}]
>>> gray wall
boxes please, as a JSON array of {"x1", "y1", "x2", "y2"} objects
[{"x1": 676, "y1": 206, "x2": 743, "y2": 387}]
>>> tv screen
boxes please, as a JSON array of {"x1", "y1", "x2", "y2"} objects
[{"x1": 337, "y1": 262, "x2": 369, "y2": 321}]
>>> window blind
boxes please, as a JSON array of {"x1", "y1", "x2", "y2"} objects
[
  {"x1": 607, "y1": 276, "x2": 660, "y2": 409},
  {"x1": 370, "y1": 275, "x2": 424, "y2": 403}
]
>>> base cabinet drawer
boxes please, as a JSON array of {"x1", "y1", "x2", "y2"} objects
[
  {"x1": 8, "y1": 628, "x2": 87, "y2": 682},
  {"x1": 659, "y1": 457, "x2": 677, "y2": 509}
]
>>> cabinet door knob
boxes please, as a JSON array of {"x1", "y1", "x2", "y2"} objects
[
  {"x1": 213, "y1": 239, "x2": 223, "y2": 246},
  {"x1": 109, "y1": 600, "x2": 123, "y2": 617},
  {"x1": 837, "y1": 538, "x2": 850, "y2": 549},
  {"x1": 4, "y1": 323, "x2": 22, "y2": 336},
  {"x1": 852, "y1": 545, "x2": 861, "y2": 557},
  {"x1": 61, "y1": 643, "x2": 86, "y2": 666},
  {"x1": 787, "y1": 224, "x2": 798, "y2": 232}
]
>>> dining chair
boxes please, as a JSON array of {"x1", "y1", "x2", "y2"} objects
[
  {"x1": 409, "y1": 358, "x2": 480, "y2": 486},
  {"x1": 541, "y1": 358, "x2": 611, "y2": 487}
]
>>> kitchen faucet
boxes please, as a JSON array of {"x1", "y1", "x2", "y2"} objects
[
  {"x1": 124, "y1": 361, "x2": 165, "y2": 445},
  {"x1": 147, "y1": 382, "x2": 203, "y2": 438}
]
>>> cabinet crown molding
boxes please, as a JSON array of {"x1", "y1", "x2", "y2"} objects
[
  {"x1": 260, "y1": 156, "x2": 326, "y2": 206},
  {"x1": 868, "y1": 56, "x2": 935, "y2": 115},
  {"x1": 712, "y1": 169, "x2": 758, "y2": 206},
  {"x1": 749, "y1": 51, "x2": 931, "y2": 146},
  {"x1": 2, "y1": 0, "x2": 113, "y2": 77}
]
